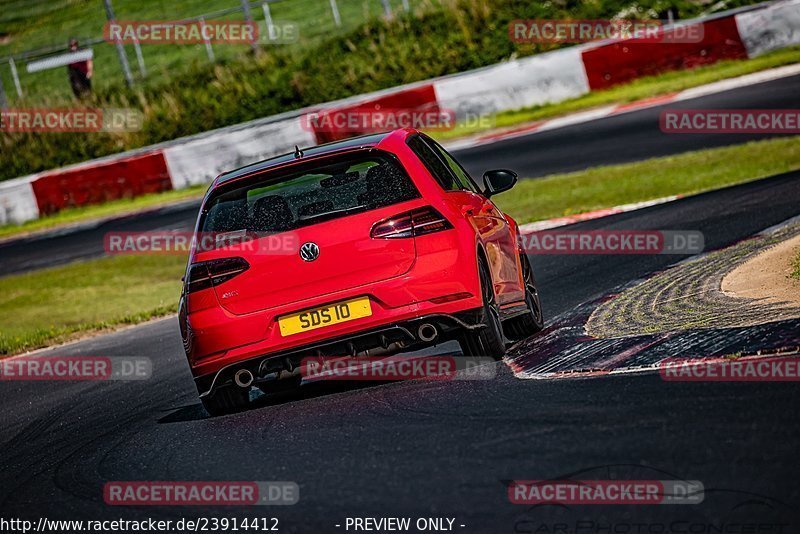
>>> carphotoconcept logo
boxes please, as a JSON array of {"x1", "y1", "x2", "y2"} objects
[
  {"x1": 661, "y1": 109, "x2": 800, "y2": 134},
  {"x1": 509, "y1": 19, "x2": 703, "y2": 44},
  {"x1": 0, "y1": 108, "x2": 143, "y2": 132},
  {"x1": 519, "y1": 230, "x2": 704, "y2": 255},
  {"x1": 103, "y1": 481, "x2": 298, "y2": 506}
]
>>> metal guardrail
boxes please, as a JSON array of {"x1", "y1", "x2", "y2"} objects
[{"x1": 0, "y1": 0, "x2": 283, "y2": 64}]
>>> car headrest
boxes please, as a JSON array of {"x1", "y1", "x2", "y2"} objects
[
  {"x1": 364, "y1": 164, "x2": 387, "y2": 192},
  {"x1": 250, "y1": 195, "x2": 294, "y2": 232},
  {"x1": 360, "y1": 163, "x2": 415, "y2": 205}
]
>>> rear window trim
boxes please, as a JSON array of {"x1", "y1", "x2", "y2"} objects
[
  {"x1": 198, "y1": 148, "x2": 420, "y2": 234},
  {"x1": 424, "y1": 135, "x2": 483, "y2": 194},
  {"x1": 206, "y1": 147, "x2": 384, "y2": 203},
  {"x1": 405, "y1": 133, "x2": 459, "y2": 192}
]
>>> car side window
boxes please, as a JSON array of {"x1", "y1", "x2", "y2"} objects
[
  {"x1": 406, "y1": 135, "x2": 460, "y2": 191},
  {"x1": 427, "y1": 138, "x2": 481, "y2": 194}
]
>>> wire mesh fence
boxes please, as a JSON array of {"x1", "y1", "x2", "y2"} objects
[{"x1": 0, "y1": 0, "x2": 426, "y2": 106}]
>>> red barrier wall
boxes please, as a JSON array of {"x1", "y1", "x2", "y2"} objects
[
  {"x1": 31, "y1": 151, "x2": 172, "y2": 215},
  {"x1": 581, "y1": 17, "x2": 748, "y2": 90},
  {"x1": 310, "y1": 84, "x2": 439, "y2": 144}
]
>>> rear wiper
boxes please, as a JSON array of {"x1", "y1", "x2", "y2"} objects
[{"x1": 298, "y1": 204, "x2": 372, "y2": 223}]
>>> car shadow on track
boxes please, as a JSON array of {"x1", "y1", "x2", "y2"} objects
[
  {"x1": 158, "y1": 342, "x2": 478, "y2": 423},
  {"x1": 156, "y1": 379, "x2": 394, "y2": 423}
]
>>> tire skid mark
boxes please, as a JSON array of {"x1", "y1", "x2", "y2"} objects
[
  {"x1": 588, "y1": 223, "x2": 800, "y2": 337},
  {"x1": 508, "y1": 221, "x2": 800, "y2": 379},
  {"x1": 0, "y1": 386, "x2": 168, "y2": 513}
]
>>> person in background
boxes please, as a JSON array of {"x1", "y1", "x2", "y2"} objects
[{"x1": 67, "y1": 38, "x2": 93, "y2": 98}]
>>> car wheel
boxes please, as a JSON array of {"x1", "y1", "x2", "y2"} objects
[
  {"x1": 459, "y1": 258, "x2": 506, "y2": 360},
  {"x1": 201, "y1": 385, "x2": 250, "y2": 416},
  {"x1": 505, "y1": 253, "x2": 544, "y2": 339}
]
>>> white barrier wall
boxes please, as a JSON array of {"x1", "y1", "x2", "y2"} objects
[
  {"x1": 433, "y1": 47, "x2": 590, "y2": 120},
  {"x1": 0, "y1": 176, "x2": 40, "y2": 225},
  {"x1": 736, "y1": 0, "x2": 800, "y2": 57},
  {"x1": 164, "y1": 117, "x2": 316, "y2": 189}
]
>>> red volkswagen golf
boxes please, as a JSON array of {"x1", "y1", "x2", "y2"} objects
[{"x1": 179, "y1": 128, "x2": 543, "y2": 415}]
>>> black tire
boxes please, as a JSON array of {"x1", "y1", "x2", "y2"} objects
[
  {"x1": 505, "y1": 253, "x2": 544, "y2": 339},
  {"x1": 459, "y1": 258, "x2": 506, "y2": 359},
  {"x1": 201, "y1": 385, "x2": 250, "y2": 416}
]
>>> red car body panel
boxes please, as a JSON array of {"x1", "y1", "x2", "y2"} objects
[{"x1": 179, "y1": 128, "x2": 528, "y2": 393}]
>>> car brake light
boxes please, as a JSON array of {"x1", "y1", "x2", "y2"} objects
[
  {"x1": 186, "y1": 257, "x2": 250, "y2": 294},
  {"x1": 371, "y1": 207, "x2": 452, "y2": 239}
]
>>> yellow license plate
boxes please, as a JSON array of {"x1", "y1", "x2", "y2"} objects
[{"x1": 278, "y1": 297, "x2": 372, "y2": 337}]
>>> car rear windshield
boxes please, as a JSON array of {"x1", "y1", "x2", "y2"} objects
[{"x1": 200, "y1": 152, "x2": 420, "y2": 234}]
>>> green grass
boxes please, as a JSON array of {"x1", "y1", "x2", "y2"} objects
[
  {"x1": 3, "y1": 136, "x2": 800, "y2": 355},
  {"x1": 493, "y1": 136, "x2": 800, "y2": 224},
  {"x1": 0, "y1": 183, "x2": 207, "y2": 240},
  {"x1": 435, "y1": 46, "x2": 800, "y2": 141},
  {"x1": 0, "y1": 0, "x2": 425, "y2": 101},
  {"x1": 0, "y1": 254, "x2": 186, "y2": 355},
  {"x1": 791, "y1": 249, "x2": 800, "y2": 281}
]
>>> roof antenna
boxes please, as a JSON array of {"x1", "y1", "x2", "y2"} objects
[{"x1": 294, "y1": 145, "x2": 304, "y2": 159}]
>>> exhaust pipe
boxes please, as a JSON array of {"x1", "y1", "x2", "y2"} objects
[
  {"x1": 234, "y1": 369, "x2": 254, "y2": 388},
  {"x1": 417, "y1": 323, "x2": 438, "y2": 343}
]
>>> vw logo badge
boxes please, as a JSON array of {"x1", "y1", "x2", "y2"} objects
[{"x1": 299, "y1": 242, "x2": 320, "y2": 262}]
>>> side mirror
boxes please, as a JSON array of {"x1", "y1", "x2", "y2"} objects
[{"x1": 483, "y1": 169, "x2": 518, "y2": 197}]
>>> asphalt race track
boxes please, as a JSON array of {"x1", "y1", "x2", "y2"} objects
[
  {"x1": 455, "y1": 72, "x2": 800, "y2": 178},
  {"x1": 2, "y1": 170, "x2": 799, "y2": 530},
  {"x1": 2, "y1": 73, "x2": 799, "y2": 276}
]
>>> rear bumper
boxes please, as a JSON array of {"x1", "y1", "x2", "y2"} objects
[
  {"x1": 184, "y1": 226, "x2": 483, "y2": 380},
  {"x1": 186, "y1": 281, "x2": 482, "y2": 379},
  {"x1": 193, "y1": 308, "x2": 485, "y2": 397}
]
